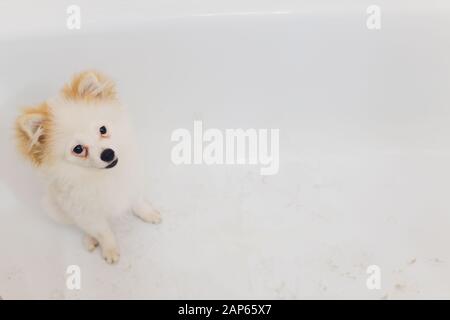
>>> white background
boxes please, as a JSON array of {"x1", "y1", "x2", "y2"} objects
[{"x1": 1, "y1": 0, "x2": 450, "y2": 299}]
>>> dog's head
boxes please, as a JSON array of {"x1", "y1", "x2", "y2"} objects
[{"x1": 16, "y1": 71, "x2": 130, "y2": 171}]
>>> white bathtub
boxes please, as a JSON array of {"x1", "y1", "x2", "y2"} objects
[{"x1": 1, "y1": 0, "x2": 450, "y2": 299}]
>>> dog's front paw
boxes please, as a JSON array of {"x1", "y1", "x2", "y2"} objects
[
  {"x1": 140, "y1": 209, "x2": 162, "y2": 224},
  {"x1": 102, "y1": 247, "x2": 120, "y2": 264},
  {"x1": 133, "y1": 199, "x2": 162, "y2": 224},
  {"x1": 83, "y1": 235, "x2": 99, "y2": 252}
]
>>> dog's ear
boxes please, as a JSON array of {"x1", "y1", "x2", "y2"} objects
[
  {"x1": 18, "y1": 112, "x2": 45, "y2": 141},
  {"x1": 78, "y1": 72, "x2": 101, "y2": 97},
  {"x1": 62, "y1": 71, "x2": 116, "y2": 101},
  {"x1": 15, "y1": 103, "x2": 51, "y2": 165}
]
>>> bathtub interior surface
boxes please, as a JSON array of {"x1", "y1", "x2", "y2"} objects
[{"x1": 1, "y1": 9, "x2": 450, "y2": 299}]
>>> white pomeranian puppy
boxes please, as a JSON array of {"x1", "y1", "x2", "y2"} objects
[{"x1": 15, "y1": 71, "x2": 161, "y2": 264}]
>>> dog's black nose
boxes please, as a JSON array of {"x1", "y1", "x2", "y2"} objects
[{"x1": 100, "y1": 148, "x2": 115, "y2": 162}]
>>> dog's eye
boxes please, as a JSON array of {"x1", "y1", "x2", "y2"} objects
[
  {"x1": 72, "y1": 145, "x2": 85, "y2": 157},
  {"x1": 99, "y1": 126, "x2": 107, "y2": 136},
  {"x1": 73, "y1": 145, "x2": 83, "y2": 154}
]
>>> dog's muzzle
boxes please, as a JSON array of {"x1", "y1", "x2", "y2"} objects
[{"x1": 101, "y1": 148, "x2": 118, "y2": 169}]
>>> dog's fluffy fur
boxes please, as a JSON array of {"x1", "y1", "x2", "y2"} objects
[{"x1": 15, "y1": 71, "x2": 161, "y2": 264}]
